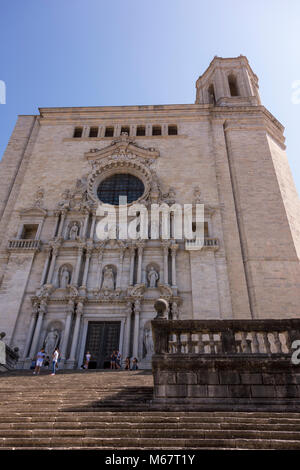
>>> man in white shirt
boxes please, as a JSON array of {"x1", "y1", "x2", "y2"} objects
[{"x1": 51, "y1": 348, "x2": 60, "y2": 375}]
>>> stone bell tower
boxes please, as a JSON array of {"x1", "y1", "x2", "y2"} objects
[{"x1": 195, "y1": 55, "x2": 261, "y2": 106}]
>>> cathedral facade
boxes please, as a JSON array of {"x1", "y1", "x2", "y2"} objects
[{"x1": 0, "y1": 55, "x2": 299, "y2": 369}]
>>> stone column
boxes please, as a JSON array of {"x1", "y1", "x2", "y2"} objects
[
  {"x1": 162, "y1": 242, "x2": 169, "y2": 285},
  {"x1": 82, "y1": 248, "x2": 92, "y2": 287},
  {"x1": 96, "y1": 248, "x2": 104, "y2": 289},
  {"x1": 47, "y1": 246, "x2": 59, "y2": 284},
  {"x1": 40, "y1": 247, "x2": 51, "y2": 286},
  {"x1": 129, "y1": 245, "x2": 135, "y2": 286},
  {"x1": 57, "y1": 210, "x2": 67, "y2": 238},
  {"x1": 89, "y1": 213, "x2": 97, "y2": 240},
  {"x1": 136, "y1": 242, "x2": 144, "y2": 284},
  {"x1": 123, "y1": 302, "x2": 132, "y2": 361},
  {"x1": 60, "y1": 300, "x2": 75, "y2": 361},
  {"x1": 28, "y1": 300, "x2": 47, "y2": 359},
  {"x1": 170, "y1": 244, "x2": 178, "y2": 288},
  {"x1": 23, "y1": 303, "x2": 39, "y2": 359},
  {"x1": 52, "y1": 211, "x2": 61, "y2": 238},
  {"x1": 68, "y1": 301, "x2": 83, "y2": 364},
  {"x1": 117, "y1": 248, "x2": 125, "y2": 289},
  {"x1": 132, "y1": 299, "x2": 141, "y2": 359},
  {"x1": 82, "y1": 212, "x2": 90, "y2": 239},
  {"x1": 72, "y1": 246, "x2": 84, "y2": 286}
]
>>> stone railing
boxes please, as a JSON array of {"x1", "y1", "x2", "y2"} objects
[
  {"x1": 0, "y1": 336, "x2": 19, "y2": 372},
  {"x1": 8, "y1": 239, "x2": 41, "y2": 251},
  {"x1": 185, "y1": 238, "x2": 219, "y2": 251},
  {"x1": 151, "y1": 319, "x2": 300, "y2": 411},
  {"x1": 152, "y1": 319, "x2": 300, "y2": 356}
]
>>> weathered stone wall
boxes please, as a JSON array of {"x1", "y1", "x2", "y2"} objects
[{"x1": 152, "y1": 355, "x2": 300, "y2": 411}]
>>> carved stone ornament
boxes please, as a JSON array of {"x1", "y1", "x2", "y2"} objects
[
  {"x1": 127, "y1": 283, "x2": 146, "y2": 299},
  {"x1": 84, "y1": 135, "x2": 161, "y2": 206}
]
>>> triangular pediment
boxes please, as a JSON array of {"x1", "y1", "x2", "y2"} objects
[
  {"x1": 19, "y1": 206, "x2": 48, "y2": 217},
  {"x1": 85, "y1": 133, "x2": 159, "y2": 161}
]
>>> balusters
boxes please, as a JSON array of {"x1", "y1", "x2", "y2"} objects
[
  {"x1": 273, "y1": 331, "x2": 282, "y2": 353},
  {"x1": 208, "y1": 333, "x2": 215, "y2": 354},
  {"x1": 286, "y1": 331, "x2": 293, "y2": 353},
  {"x1": 262, "y1": 332, "x2": 271, "y2": 354},
  {"x1": 165, "y1": 327, "x2": 291, "y2": 357},
  {"x1": 197, "y1": 332, "x2": 204, "y2": 353},
  {"x1": 251, "y1": 332, "x2": 260, "y2": 353},
  {"x1": 176, "y1": 332, "x2": 182, "y2": 354},
  {"x1": 240, "y1": 332, "x2": 248, "y2": 352},
  {"x1": 187, "y1": 333, "x2": 193, "y2": 353}
]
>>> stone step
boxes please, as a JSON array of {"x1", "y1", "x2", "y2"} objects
[
  {"x1": 2, "y1": 413, "x2": 300, "y2": 425},
  {"x1": 2, "y1": 421, "x2": 300, "y2": 431},
  {"x1": 2, "y1": 428, "x2": 300, "y2": 440},
  {"x1": 1, "y1": 437, "x2": 300, "y2": 449}
]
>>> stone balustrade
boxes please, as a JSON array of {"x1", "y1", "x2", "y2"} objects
[
  {"x1": 151, "y1": 319, "x2": 300, "y2": 411},
  {"x1": 185, "y1": 237, "x2": 219, "y2": 251},
  {"x1": 152, "y1": 319, "x2": 299, "y2": 356},
  {"x1": 8, "y1": 239, "x2": 41, "y2": 250},
  {"x1": 0, "y1": 339, "x2": 19, "y2": 372}
]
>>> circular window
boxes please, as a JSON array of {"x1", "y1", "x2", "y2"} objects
[{"x1": 97, "y1": 173, "x2": 145, "y2": 205}]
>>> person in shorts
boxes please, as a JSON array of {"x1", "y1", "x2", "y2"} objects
[
  {"x1": 51, "y1": 347, "x2": 60, "y2": 375},
  {"x1": 84, "y1": 351, "x2": 91, "y2": 369},
  {"x1": 33, "y1": 348, "x2": 45, "y2": 375},
  {"x1": 125, "y1": 357, "x2": 131, "y2": 370},
  {"x1": 110, "y1": 350, "x2": 117, "y2": 369},
  {"x1": 116, "y1": 350, "x2": 122, "y2": 369}
]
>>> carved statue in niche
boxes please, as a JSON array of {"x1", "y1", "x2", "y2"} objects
[
  {"x1": 57, "y1": 189, "x2": 71, "y2": 210},
  {"x1": 44, "y1": 328, "x2": 60, "y2": 357},
  {"x1": 34, "y1": 186, "x2": 44, "y2": 208},
  {"x1": 101, "y1": 266, "x2": 115, "y2": 290},
  {"x1": 143, "y1": 323, "x2": 154, "y2": 358},
  {"x1": 69, "y1": 222, "x2": 79, "y2": 240},
  {"x1": 172, "y1": 302, "x2": 180, "y2": 320},
  {"x1": 147, "y1": 265, "x2": 159, "y2": 288},
  {"x1": 60, "y1": 266, "x2": 70, "y2": 288}
]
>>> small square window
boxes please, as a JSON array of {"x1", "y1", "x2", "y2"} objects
[
  {"x1": 136, "y1": 126, "x2": 146, "y2": 136},
  {"x1": 105, "y1": 127, "x2": 114, "y2": 137},
  {"x1": 152, "y1": 126, "x2": 161, "y2": 136},
  {"x1": 89, "y1": 127, "x2": 98, "y2": 137},
  {"x1": 168, "y1": 125, "x2": 178, "y2": 135},
  {"x1": 73, "y1": 127, "x2": 83, "y2": 138}
]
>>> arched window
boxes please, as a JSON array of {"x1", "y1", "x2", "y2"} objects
[
  {"x1": 208, "y1": 84, "x2": 216, "y2": 104},
  {"x1": 97, "y1": 173, "x2": 145, "y2": 205},
  {"x1": 228, "y1": 74, "x2": 239, "y2": 96}
]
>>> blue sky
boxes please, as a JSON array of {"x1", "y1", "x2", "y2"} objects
[{"x1": 0, "y1": 0, "x2": 299, "y2": 192}]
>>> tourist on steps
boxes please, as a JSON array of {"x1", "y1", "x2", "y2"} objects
[
  {"x1": 132, "y1": 357, "x2": 138, "y2": 370},
  {"x1": 116, "y1": 350, "x2": 122, "y2": 369},
  {"x1": 110, "y1": 350, "x2": 117, "y2": 369},
  {"x1": 33, "y1": 348, "x2": 45, "y2": 375},
  {"x1": 125, "y1": 357, "x2": 131, "y2": 370},
  {"x1": 51, "y1": 347, "x2": 60, "y2": 375},
  {"x1": 84, "y1": 351, "x2": 91, "y2": 369}
]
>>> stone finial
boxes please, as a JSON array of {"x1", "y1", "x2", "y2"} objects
[{"x1": 154, "y1": 298, "x2": 169, "y2": 319}]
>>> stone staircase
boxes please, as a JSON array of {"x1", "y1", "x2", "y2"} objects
[{"x1": 1, "y1": 369, "x2": 300, "y2": 449}]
